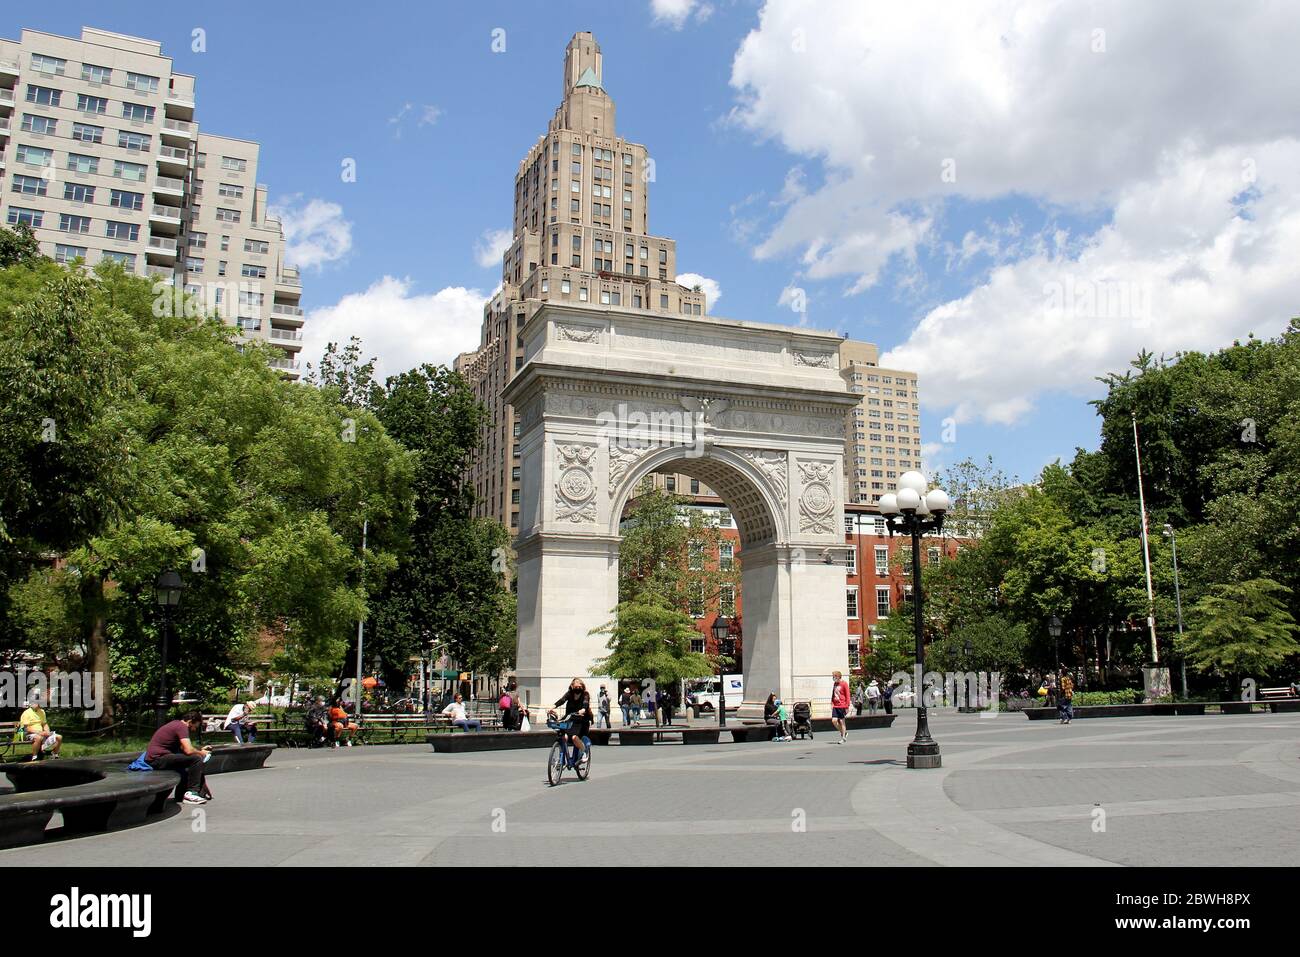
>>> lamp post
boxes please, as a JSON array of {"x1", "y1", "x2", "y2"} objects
[
  {"x1": 1048, "y1": 615, "x2": 1062, "y2": 673},
  {"x1": 711, "y1": 616, "x2": 732, "y2": 728},
  {"x1": 1162, "y1": 524, "x2": 1188, "y2": 699},
  {"x1": 878, "y1": 471, "x2": 951, "y2": 770},
  {"x1": 153, "y1": 570, "x2": 185, "y2": 728}
]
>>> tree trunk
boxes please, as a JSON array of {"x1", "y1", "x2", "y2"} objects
[{"x1": 80, "y1": 572, "x2": 114, "y2": 727}]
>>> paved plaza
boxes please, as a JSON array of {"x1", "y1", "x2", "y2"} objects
[{"x1": 4, "y1": 713, "x2": 1298, "y2": 867}]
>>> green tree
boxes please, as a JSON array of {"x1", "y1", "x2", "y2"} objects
[
  {"x1": 0, "y1": 222, "x2": 43, "y2": 268},
  {"x1": 1179, "y1": 578, "x2": 1300, "y2": 681},
  {"x1": 617, "y1": 482, "x2": 738, "y2": 616},
  {"x1": 590, "y1": 586, "x2": 716, "y2": 687}
]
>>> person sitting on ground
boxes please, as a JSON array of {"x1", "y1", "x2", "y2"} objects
[
  {"x1": 223, "y1": 701, "x2": 258, "y2": 745},
  {"x1": 145, "y1": 710, "x2": 211, "y2": 805},
  {"x1": 19, "y1": 694, "x2": 62, "y2": 761},
  {"x1": 441, "y1": 693, "x2": 481, "y2": 732},
  {"x1": 306, "y1": 697, "x2": 332, "y2": 747},
  {"x1": 329, "y1": 698, "x2": 359, "y2": 747}
]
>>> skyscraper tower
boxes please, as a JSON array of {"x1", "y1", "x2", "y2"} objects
[{"x1": 457, "y1": 32, "x2": 708, "y2": 530}]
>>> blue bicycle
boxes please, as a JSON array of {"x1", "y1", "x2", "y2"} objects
[{"x1": 546, "y1": 717, "x2": 591, "y2": 786}]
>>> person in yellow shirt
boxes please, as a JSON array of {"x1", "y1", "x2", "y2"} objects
[{"x1": 19, "y1": 695, "x2": 62, "y2": 761}]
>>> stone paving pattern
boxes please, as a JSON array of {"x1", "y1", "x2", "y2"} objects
[{"x1": 2, "y1": 713, "x2": 1296, "y2": 866}]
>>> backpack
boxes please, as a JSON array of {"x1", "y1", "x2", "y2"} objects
[{"x1": 499, "y1": 693, "x2": 512, "y2": 710}]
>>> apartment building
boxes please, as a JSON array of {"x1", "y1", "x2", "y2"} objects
[
  {"x1": 0, "y1": 27, "x2": 303, "y2": 376},
  {"x1": 456, "y1": 32, "x2": 707, "y2": 529},
  {"x1": 840, "y1": 339, "x2": 923, "y2": 506}
]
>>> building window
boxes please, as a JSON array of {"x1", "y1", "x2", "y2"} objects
[
  {"x1": 689, "y1": 583, "x2": 705, "y2": 619},
  {"x1": 110, "y1": 190, "x2": 144, "y2": 211},
  {"x1": 876, "y1": 586, "x2": 891, "y2": 619},
  {"x1": 20, "y1": 114, "x2": 56, "y2": 135},
  {"x1": 105, "y1": 220, "x2": 139, "y2": 241},
  {"x1": 241, "y1": 264, "x2": 267, "y2": 279},
  {"x1": 121, "y1": 102, "x2": 156, "y2": 123},
  {"x1": 30, "y1": 54, "x2": 67, "y2": 75},
  {"x1": 244, "y1": 239, "x2": 270, "y2": 254},
  {"x1": 218, "y1": 183, "x2": 244, "y2": 200},
  {"x1": 874, "y1": 546, "x2": 888, "y2": 575},
  {"x1": 81, "y1": 63, "x2": 112, "y2": 84},
  {"x1": 16, "y1": 145, "x2": 52, "y2": 167},
  {"x1": 12, "y1": 175, "x2": 47, "y2": 197},
  {"x1": 848, "y1": 638, "x2": 861, "y2": 669},
  {"x1": 221, "y1": 156, "x2": 248, "y2": 172},
  {"x1": 720, "y1": 584, "x2": 736, "y2": 618},
  {"x1": 216, "y1": 208, "x2": 242, "y2": 223},
  {"x1": 101, "y1": 250, "x2": 136, "y2": 270},
  {"x1": 26, "y1": 85, "x2": 61, "y2": 106},
  {"x1": 660, "y1": 294, "x2": 669, "y2": 309},
  {"x1": 59, "y1": 214, "x2": 91, "y2": 234},
  {"x1": 117, "y1": 131, "x2": 152, "y2": 152},
  {"x1": 688, "y1": 540, "x2": 704, "y2": 571},
  {"x1": 846, "y1": 587, "x2": 859, "y2": 619},
  {"x1": 845, "y1": 548, "x2": 856, "y2": 574},
  {"x1": 72, "y1": 122, "x2": 104, "y2": 143},
  {"x1": 124, "y1": 72, "x2": 160, "y2": 94},
  {"x1": 6, "y1": 207, "x2": 43, "y2": 228},
  {"x1": 928, "y1": 547, "x2": 941, "y2": 566},
  {"x1": 719, "y1": 542, "x2": 734, "y2": 572},
  {"x1": 114, "y1": 160, "x2": 147, "y2": 182},
  {"x1": 53, "y1": 244, "x2": 86, "y2": 263},
  {"x1": 63, "y1": 183, "x2": 94, "y2": 203}
]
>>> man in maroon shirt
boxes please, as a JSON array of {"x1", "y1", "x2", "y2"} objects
[{"x1": 146, "y1": 711, "x2": 211, "y2": 804}]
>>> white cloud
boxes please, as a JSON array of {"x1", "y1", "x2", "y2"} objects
[
  {"x1": 651, "y1": 0, "x2": 709, "y2": 29},
  {"x1": 676, "y1": 272, "x2": 722, "y2": 311},
  {"x1": 474, "y1": 228, "x2": 513, "y2": 269},
  {"x1": 388, "y1": 102, "x2": 442, "y2": 139},
  {"x1": 302, "y1": 277, "x2": 488, "y2": 380},
  {"x1": 270, "y1": 196, "x2": 352, "y2": 271},
  {"x1": 730, "y1": 0, "x2": 1300, "y2": 421}
]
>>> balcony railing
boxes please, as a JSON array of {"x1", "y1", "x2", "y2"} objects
[
  {"x1": 150, "y1": 204, "x2": 181, "y2": 220},
  {"x1": 154, "y1": 175, "x2": 185, "y2": 193},
  {"x1": 0, "y1": 88, "x2": 13, "y2": 105},
  {"x1": 270, "y1": 328, "x2": 303, "y2": 342},
  {"x1": 0, "y1": 59, "x2": 18, "y2": 73},
  {"x1": 148, "y1": 236, "x2": 178, "y2": 253},
  {"x1": 276, "y1": 271, "x2": 301, "y2": 287},
  {"x1": 268, "y1": 357, "x2": 300, "y2": 371},
  {"x1": 162, "y1": 118, "x2": 196, "y2": 136},
  {"x1": 271, "y1": 304, "x2": 304, "y2": 317},
  {"x1": 0, "y1": 118, "x2": 9, "y2": 134},
  {"x1": 145, "y1": 265, "x2": 174, "y2": 282},
  {"x1": 158, "y1": 145, "x2": 189, "y2": 161}
]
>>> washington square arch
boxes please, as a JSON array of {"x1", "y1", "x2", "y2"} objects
[{"x1": 503, "y1": 301, "x2": 861, "y2": 716}]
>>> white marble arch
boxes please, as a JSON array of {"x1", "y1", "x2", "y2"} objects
[{"x1": 504, "y1": 302, "x2": 860, "y2": 717}]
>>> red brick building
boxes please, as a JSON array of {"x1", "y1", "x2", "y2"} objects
[{"x1": 682, "y1": 500, "x2": 960, "y2": 676}]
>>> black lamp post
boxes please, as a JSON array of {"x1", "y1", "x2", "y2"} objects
[
  {"x1": 878, "y1": 472, "x2": 951, "y2": 770},
  {"x1": 963, "y1": 637, "x2": 973, "y2": 708},
  {"x1": 153, "y1": 570, "x2": 185, "y2": 728},
  {"x1": 711, "y1": 616, "x2": 732, "y2": 728},
  {"x1": 1048, "y1": 615, "x2": 1062, "y2": 673},
  {"x1": 1162, "y1": 524, "x2": 1188, "y2": 699}
]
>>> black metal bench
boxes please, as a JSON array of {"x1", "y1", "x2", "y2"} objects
[
  {"x1": 426, "y1": 730, "x2": 557, "y2": 753},
  {"x1": 611, "y1": 726, "x2": 722, "y2": 745}
]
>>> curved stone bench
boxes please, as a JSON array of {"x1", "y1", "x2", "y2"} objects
[
  {"x1": 0, "y1": 762, "x2": 178, "y2": 849},
  {"x1": 77, "y1": 744, "x2": 276, "y2": 774}
]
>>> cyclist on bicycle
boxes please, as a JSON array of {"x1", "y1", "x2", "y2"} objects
[{"x1": 547, "y1": 677, "x2": 592, "y2": 767}]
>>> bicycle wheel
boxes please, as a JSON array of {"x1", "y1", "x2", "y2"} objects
[
  {"x1": 575, "y1": 743, "x2": 591, "y2": 781},
  {"x1": 547, "y1": 740, "x2": 566, "y2": 786}
]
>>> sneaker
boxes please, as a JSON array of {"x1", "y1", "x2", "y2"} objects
[
  {"x1": 346, "y1": 740, "x2": 353, "y2": 747},
  {"x1": 333, "y1": 742, "x2": 339, "y2": 749},
  {"x1": 182, "y1": 791, "x2": 207, "y2": 805}
]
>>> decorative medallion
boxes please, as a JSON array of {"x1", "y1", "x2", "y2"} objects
[
  {"x1": 555, "y1": 443, "x2": 598, "y2": 523},
  {"x1": 797, "y1": 459, "x2": 836, "y2": 534}
]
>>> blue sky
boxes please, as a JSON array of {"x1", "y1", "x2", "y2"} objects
[{"x1": 8, "y1": 0, "x2": 1298, "y2": 487}]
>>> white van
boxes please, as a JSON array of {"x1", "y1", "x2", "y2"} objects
[{"x1": 685, "y1": 674, "x2": 743, "y2": 714}]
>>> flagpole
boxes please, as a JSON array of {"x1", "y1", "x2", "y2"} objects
[{"x1": 1131, "y1": 413, "x2": 1158, "y2": 663}]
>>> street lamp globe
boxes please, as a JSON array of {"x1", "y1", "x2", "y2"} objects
[
  {"x1": 915, "y1": 495, "x2": 932, "y2": 517},
  {"x1": 711, "y1": 616, "x2": 729, "y2": 644},
  {"x1": 898, "y1": 470, "x2": 928, "y2": 496},
  {"x1": 878, "y1": 493, "x2": 900, "y2": 515},
  {"x1": 896, "y1": 487, "x2": 922, "y2": 512},
  {"x1": 1048, "y1": 615, "x2": 1062, "y2": 638},
  {"x1": 925, "y1": 489, "x2": 951, "y2": 514}
]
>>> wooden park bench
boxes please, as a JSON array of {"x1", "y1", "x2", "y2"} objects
[{"x1": 609, "y1": 726, "x2": 721, "y2": 745}]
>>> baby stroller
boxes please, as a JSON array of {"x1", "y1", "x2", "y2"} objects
[{"x1": 791, "y1": 701, "x2": 814, "y2": 740}]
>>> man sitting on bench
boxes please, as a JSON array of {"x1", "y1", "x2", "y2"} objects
[
  {"x1": 329, "y1": 698, "x2": 358, "y2": 747},
  {"x1": 145, "y1": 710, "x2": 211, "y2": 805},
  {"x1": 441, "y1": 694, "x2": 481, "y2": 732},
  {"x1": 19, "y1": 693, "x2": 62, "y2": 761},
  {"x1": 306, "y1": 698, "x2": 332, "y2": 747}
]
